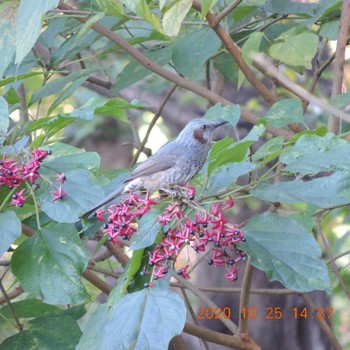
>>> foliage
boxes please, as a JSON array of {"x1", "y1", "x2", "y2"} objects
[{"x1": 0, "y1": 0, "x2": 348, "y2": 349}]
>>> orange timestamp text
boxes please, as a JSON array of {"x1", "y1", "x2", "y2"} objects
[{"x1": 197, "y1": 306, "x2": 334, "y2": 320}]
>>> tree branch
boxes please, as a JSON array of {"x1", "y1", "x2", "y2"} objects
[
  {"x1": 56, "y1": 1, "x2": 293, "y2": 140},
  {"x1": 328, "y1": 0, "x2": 350, "y2": 133}
]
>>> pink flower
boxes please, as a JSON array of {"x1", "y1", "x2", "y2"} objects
[
  {"x1": 56, "y1": 173, "x2": 67, "y2": 184},
  {"x1": 177, "y1": 264, "x2": 190, "y2": 279},
  {"x1": 225, "y1": 266, "x2": 239, "y2": 282},
  {"x1": 11, "y1": 189, "x2": 27, "y2": 207},
  {"x1": 51, "y1": 185, "x2": 68, "y2": 201}
]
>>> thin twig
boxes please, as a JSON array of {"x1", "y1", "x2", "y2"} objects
[
  {"x1": 252, "y1": 53, "x2": 350, "y2": 123},
  {"x1": 129, "y1": 84, "x2": 178, "y2": 167},
  {"x1": 328, "y1": 0, "x2": 350, "y2": 133},
  {"x1": 105, "y1": 241, "x2": 129, "y2": 267},
  {"x1": 82, "y1": 269, "x2": 112, "y2": 295},
  {"x1": 0, "y1": 279, "x2": 23, "y2": 332},
  {"x1": 170, "y1": 283, "x2": 297, "y2": 295},
  {"x1": 303, "y1": 50, "x2": 336, "y2": 112},
  {"x1": 0, "y1": 287, "x2": 24, "y2": 305},
  {"x1": 301, "y1": 293, "x2": 342, "y2": 350},
  {"x1": 238, "y1": 259, "x2": 253, "y2": 334},
  {"x1": 316, "y1": 219, "x2": 350, "y2": 300},
  {"x1": 192, "y1": 1, "x2": 277, "y2": 106},
  {"x1": 183, "y1": 323, "x2": 260, "y2": 350},
  {"x1": 216, "y1": 0, "x2": 244, "y2": 23}
]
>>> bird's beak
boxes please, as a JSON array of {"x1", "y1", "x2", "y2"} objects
[{"x1": 212, "y1": 120, "x2": 228, "y2": 129}]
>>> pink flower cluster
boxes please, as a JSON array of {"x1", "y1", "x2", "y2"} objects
[
  {"x1": 0, "y1": 148, "x2": 51, "y2": 207},
  {"x1": 96, "y1": 188, "x2": 246, "y2": 284}
]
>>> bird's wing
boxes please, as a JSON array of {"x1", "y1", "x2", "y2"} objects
[{"x1": 126, "y1": 142, "x2": 184, "y2": 181}]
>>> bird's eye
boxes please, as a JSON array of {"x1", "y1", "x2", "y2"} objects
[{"x1": 201, "y1": 125, "x2": 207, "y2": 130}]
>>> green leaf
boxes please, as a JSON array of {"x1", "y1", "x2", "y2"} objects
[
  {"x1": 0, "y1": 312, "x2": 82, "y2": 350},
  {"x1": 208, "y1": 125, "x2": 264, "y2": 174},
  {"x1": 264, "y1": 99, "x2": 304, "y2": 127},
  {"x1": 113, "y1": 45, "x2": 173, "y2": 92},
  {"x1": 94, "y1": 0, "x2": 124, "y2": 16},
  {"x1": 238, "y1": 32, "x2": 263, "y2": 89},
  {"x1": 269, "y1": 31, "x2": 318, "y2": 69},
  {"x1": 108, "y1": 249, "x2": 144, "y2": 306},
  {"x1": 11, "y1": 225, "x2": 89, "y2": 304},
  {"x1": 205, "y1": 162, "x2": 255, "y2": 195},
  {"x1": 0, "y1": 97, "x2": 9, "y2": 145},
  {"x1": 76, "y1": 12, "x2": 105, "y2": 39},
  {"x1": 162, "y1": 0, "x2": 192, "y2": 37},
  {"x1": 0, "y1": 1, "x2": 17, "y2": 77},
  {"x1": 319, "y1": 20, "x2": 339, "y2": 40},
  {"x1": 41, "y1": 142, "x2": 101, "y2": 172},
  {"x1": 172, "y1": 27, "x2": 221, "y2": 79},
  {"x1": 0, "y1": 211, "x2": 21, "y2": 257},
  {"x1": 0, "y1": 72, "x2": 43, "y2": 87},
  {"x1": 122, "y1": 0, "x2": 164, "y2": 33},
  {"x1": 130, "y1": 207, "x2": 164, "y2": 250},
  {"x1": 30, "y1": 68, "x2": 99, "y2": 105},
  {"x1": 36, "y1": 169, "x2": 104, "y2": 223},
  {"x1": 242, "y1": 212, "x2": 330, "y2": 292},
  {"x1": 15, "y1": 0, "x2": 59, "y2": 64},
  {"x1": 204, "y1": 103, "x2": 241, "y2": 126},
  {"x1": 77, "y1": 289, "x2": 186, "y2": 350},
  {"x1": 201, "y1": 0, "x2": 218, "y2": 17},
  {"x1": 251, "y1": 172, "x2": 350, "y2": 208},
  {"x1": 330, "y1": 91, "x2": 350, "y2": 109},
  {"x1": 252, "y1": 136, "x2": 284, "y2": 162},
  {"x1": 280, "y1": 133, "x2": 346, "y2": 169},
  {"x1": 264, "y1": 0, "x2": 322, "y2": 15},
  {"x1": 0, "y1": 299, "x2": 59, "y2": 319}
]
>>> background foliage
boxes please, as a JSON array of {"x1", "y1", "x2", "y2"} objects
[{"x1": 0, "y1": 0, "x2": 349, "y2": 349}]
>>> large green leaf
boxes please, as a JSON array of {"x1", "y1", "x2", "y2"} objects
[
  {"x1": 205, "y1": 162, "x2": 255, "y2": 195},
  {"x1": 203, "y1": 103, "x2": 241, "y2": 126},
  {"x1": 77, "y1": 289, "x2": 186, "y2": 350},
  {"x1": 0, "y1": 1, "x2": 17, "y2": 77},
  {"x1": 251, "y1": 173, "x2": 350, "y2": 208},
  {"x1": 37, "y1": 169, "x2": 104, "y2": 223},
  {"x1": 130, "y1": 207, "x2": 163, "y2": 250},
  {"x1": 264, "y1": 0, "x2": 323, "y2": 15},
  {"x1": 162, "y1": 0, "x2": 192, "y2": 37},
  {"x1": 0, "y1": 211, "x2": 21, "y2": 257},
  {"x1": 11, "y1": 225, "x2": 89, "y2": 304},
  {"x1": 0, "y1": 311, "x2": 82, "y2": 350},
  {"x1": 264, "y1": 99, "x2": 304, "y2": 127},
  {"x1": 269, "y1": 31, "x2": 318, "y2": 69},
  {"x1": 208, "y1": 125, "x2": 265, "y2": 174},
  {"x1": 0, "y1": 299, "x2": 59, "y2": 319},
  {"x1": 242, "y1": 212, "x2": 330, "y2": 292},
  {"x1": 15, "y1": 0, "x2": 59, "y2": 64},
  {"x1": 172, "y1": 27, "x2": 221, "y2": 79}
]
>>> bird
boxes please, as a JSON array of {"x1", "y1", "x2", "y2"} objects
[{"x1": 81, "y1": 118, "x2": 227, "y2": 218}]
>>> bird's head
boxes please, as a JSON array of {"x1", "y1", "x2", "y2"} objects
[{"x1": 176, "y1": 118, "x2": 228, "y2": 147}]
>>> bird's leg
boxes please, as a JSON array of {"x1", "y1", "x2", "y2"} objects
[{"x1": 160, "y1": 187, "x2": 181, "y2": 199}]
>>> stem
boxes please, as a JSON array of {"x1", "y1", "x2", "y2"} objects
[{"x1": 26, "y1": 182, "x2": 41, "y2": 231}]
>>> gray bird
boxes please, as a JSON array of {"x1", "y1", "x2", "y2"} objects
[{"x1": 82, "y1": 118, "x2": 227, "y2": 218}]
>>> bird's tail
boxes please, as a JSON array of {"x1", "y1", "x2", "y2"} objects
[{"x1": 80, "y1": 186, "x2": 124, "y2": 218}]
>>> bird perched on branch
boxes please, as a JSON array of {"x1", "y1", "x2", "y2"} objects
[{"x1": 81, "y1": 118, "x2": 227, "y2": 218}]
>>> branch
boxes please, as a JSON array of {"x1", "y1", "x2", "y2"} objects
[
  {"x1": 192, "y1": 1, "x2": 277, "y2": 106},
  {"x1": 130, "y1": 84, "x2": 177, "y2": 167},
  {"x1": 238, "y1": 259, "x2": 254, "y2": 334},
  {"x1": 328, "y1": 0, "x2": 350, "y2": 133},
  {"x1": 301, "y1": 293, "x2": 342, "y2": 350},
  {"x1": 216, "y1": 0, "x2": 244, "y2": 23},
  {"x1": 183, "y1": 323, "x2": 261, "y2": 350},
  {"x1": 56, "y1": 1, "x2": 293, "y2": 140},
  {"x1": 316, "y1": 219, "x2": 350, "y2": 300},
  {"x1": 82, "y1": 269, "x2": 112, "y2": 295},
  {"x1": 252, "y1": 53, "x2": 350, "y2": 123}
]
